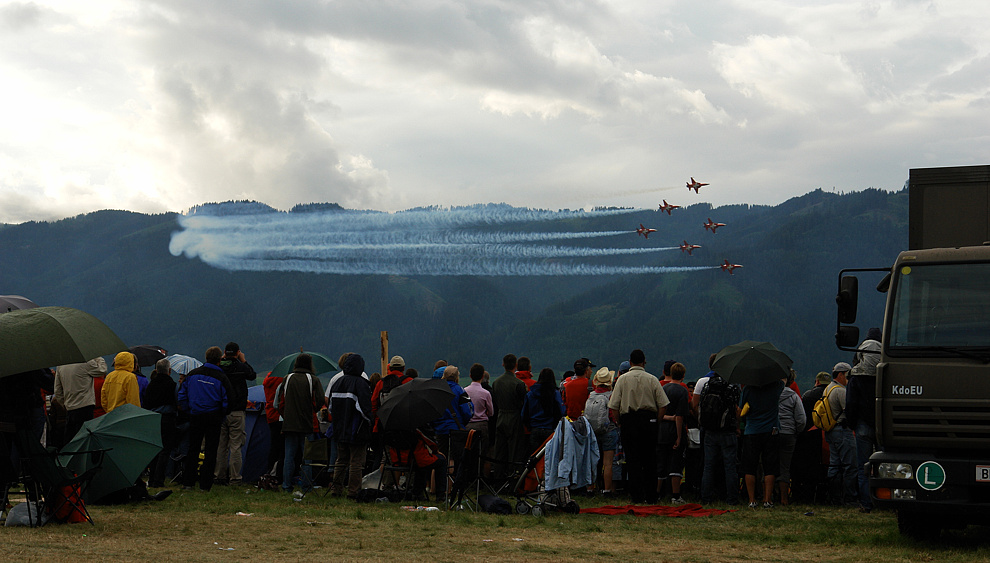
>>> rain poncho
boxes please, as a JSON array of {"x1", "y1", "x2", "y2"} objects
[{"x1": 101, "y1": 352, "x2": 140, "y2": 414}]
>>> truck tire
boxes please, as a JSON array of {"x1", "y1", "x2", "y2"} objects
[{"x1": 897, "y1": 510, "x2": 941, "y2": 541}]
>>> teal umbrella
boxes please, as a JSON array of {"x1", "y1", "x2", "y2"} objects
[
  {"x1": 712, "y1": 340, "x2": 794, "y2": 386},
  {"x1": 269, "y1": 351, "x2": 339, "y2": 380},
  {"x1": 0, "y1": 306, "x2": 127, "y2": 378},
  {"x1": 59, "y1": 404, "x2": 162, "y2": 502}
]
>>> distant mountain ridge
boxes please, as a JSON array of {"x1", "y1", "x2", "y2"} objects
[{"x1": 0, "y1": 188, "x2": 906, "y2": 390}]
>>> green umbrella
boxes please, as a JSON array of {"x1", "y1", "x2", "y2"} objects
[
  {"x1": 712, "y1": 340, "x2": 794, "y2": 386},
  {"x1": 0, "y1": 306, "x2": 127, "y2": 378},
  {"x1": 269, "y1": 351, "x2": 339, "y2": 380},
  {"x1": 59, "y1": 404, "x2": 162, "y2": 502}
]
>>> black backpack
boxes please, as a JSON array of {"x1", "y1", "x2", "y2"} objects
[
  {"x1": 379, "y1": 373, "x2": 411, "y2": 405},
  {"x1": 699, "y1": 375, "x2": 740, "y2": 432}
]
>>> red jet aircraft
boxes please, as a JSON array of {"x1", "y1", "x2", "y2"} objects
[
  {"x1": 680, "y1": 240, "x2": 701, "y2": 255},
  {"x1": 686, "y1": 177, "x2": 709, "y2": 193},
  {"x1": 721, "y1": 260, "x2": 743, "y2": 274},
  {"x1": 636, "y1": 224, "x2": 657, "y2": 238},
  {"x1": 658, "y1": 199, "x2": 680, "y2": 215},
  {"x1": 704, "y1": 217, "x2": 726, "y2": 233}
]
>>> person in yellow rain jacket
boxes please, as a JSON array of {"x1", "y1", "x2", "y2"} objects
[{"x1": 101, "y1": 352, "x2": 141, "y2": 413}]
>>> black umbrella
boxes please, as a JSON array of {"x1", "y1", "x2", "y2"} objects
[
  {"x1": 712, "y1": 340, "x2": 793, "y2": 386},
  {"x1": 377, "y1": 378, "x2": 454, "y2": 432},
  {"x1": 0, "y1": 295, "x2": 38, "y2": 313},
  {"x1": 128, "y1": 345, "x2": 168, "y2": 367}
]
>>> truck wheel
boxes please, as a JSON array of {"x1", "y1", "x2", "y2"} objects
[{"x1": 897, "y1": 510, "x2": 941, "y2": 541}]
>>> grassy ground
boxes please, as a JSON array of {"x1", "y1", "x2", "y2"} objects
[{"x1": 3, "y1": 485, "x2": 990, "y2": 562}]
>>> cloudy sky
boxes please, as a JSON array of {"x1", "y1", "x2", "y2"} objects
[{"x1": 1, "y1": 0, "x2": 987, "y2": 224}]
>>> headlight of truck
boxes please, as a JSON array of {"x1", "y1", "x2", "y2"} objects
[{"x1": 878, "y1": 463, "x2": 914, "y2": 479}]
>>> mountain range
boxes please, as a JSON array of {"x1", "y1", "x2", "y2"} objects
[{"x1": 0, "y1": 188, "x2": 906, "y2": 390}]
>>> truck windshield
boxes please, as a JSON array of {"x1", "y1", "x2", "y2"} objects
[{"x1": 889, "y1": 262, "x2": 990, "y2": 350}]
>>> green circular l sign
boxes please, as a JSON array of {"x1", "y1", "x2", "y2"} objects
[{"x1": 917, "y1": 461, "x2": 946, "y2": 491}]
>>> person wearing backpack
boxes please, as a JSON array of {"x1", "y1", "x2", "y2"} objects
[
  {"x1": 585, "y1": 367, "x2": 617, "y2": 496},
  {"x1": 822, "y1": 362, "x2": 858, "y2": 506},
  {"x1": 697, "y1": 372, "x2": 741, "y2": 505}
]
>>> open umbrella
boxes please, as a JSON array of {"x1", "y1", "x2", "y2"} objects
[
  {"x1": 129, "y1": 345, "x2": 168, "y2": 367},
  {"x1": 0, "y1": 295, "x2": 38, "y2": 313},
  {"x1": 712, "y1": 340, "x2": 793, "y2": 386},
  {"x1": 269, "y1": 351, "x2": 339, "y2": 380},
  {"x1": 165, "y1": 354, "x2": 202, "y2": 381},
  {"x1": 0, "y1": 306, "x2": 127, "y2": 378},
  {"x1": 377, "y1": 378, "x2": 454, "y2": 432},
  {"x1": 59, "y1": 403, "x2": 162, "y2": 502}
]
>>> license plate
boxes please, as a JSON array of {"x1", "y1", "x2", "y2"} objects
[{"x1": 977, "y1": 466, "x2": 990, "y2": 482}]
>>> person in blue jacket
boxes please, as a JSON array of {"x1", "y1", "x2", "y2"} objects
[
  {"x1": 521, "y1": 368, "x2": 565, "y2": 452},
  {"x1": 431, "y1": 365, "x2": 474, "y2": 460},
  {"x1": 177, "y1": 346, "x2": 232, "y2": 492}
]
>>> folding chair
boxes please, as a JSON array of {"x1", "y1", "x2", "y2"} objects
[
  {"x1": 301, "y1": 436, "x2": 331, "y2": 496},
  {"x1": 11, "y1": 428, "x2": 106, "y2": 526}
]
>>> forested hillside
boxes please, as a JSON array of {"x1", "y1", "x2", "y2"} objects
[{"x1": 0, "y1": 189, "x2": 906, "y2": 389}]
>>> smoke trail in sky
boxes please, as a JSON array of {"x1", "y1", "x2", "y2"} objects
[{"x1": 169, "y1": 205, "x2": 716, "y2": 276}]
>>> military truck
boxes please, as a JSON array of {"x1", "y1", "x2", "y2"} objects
[{"x1": 835, "y1": 164, "x2": 990, "y2": 540}]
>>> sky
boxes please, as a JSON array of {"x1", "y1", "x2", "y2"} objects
[{"x1": 1, "y1": 0, "x2": 988, "y2": 224}]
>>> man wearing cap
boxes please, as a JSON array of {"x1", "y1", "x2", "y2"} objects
[
  {"x1": 561, "y1": 358, "x2": 594, "y2": 419},
  {"x1": 609, "y1": 349, "x2": 669, "y2": 504},
  {"x1": 371, "y1": 356, "x2": 413, "y2": 471},
  {"x1": 216, "y1": 342, "x2": 256, "y2": 486},
  {"x1": 824, "y1": 362, "x2": 858, "y2": 505}
]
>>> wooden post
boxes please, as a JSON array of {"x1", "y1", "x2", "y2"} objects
[{"x1": 380, "y1": 331, "x2": 389, "y2": 376}]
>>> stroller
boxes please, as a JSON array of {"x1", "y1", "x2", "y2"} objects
[{"x1": 512, "y1": 417, "x2": 598, "y2": 516}]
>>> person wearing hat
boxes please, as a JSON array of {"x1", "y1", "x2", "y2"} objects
[
  {"x1": 561, "y1": 357, "x2": 595, "y2": 419},
  {"x1": 215, "y1": 342, "x2": 256, "y2": 486},
  {"x1": 824, "y1": 362, "x2": 858, "y2": 506},
  {"x1": 585, "y1": 367, "x2": 618, "y2": 496},
  {"x1": 370, "y1": 355, "x2": 413, "y2": 471}
]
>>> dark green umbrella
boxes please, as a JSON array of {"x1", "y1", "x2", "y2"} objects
[
  {"x1": 712, "y1": 340, "x2": 794, "y2": 386},
  {"x1": 0, "y1": 306, "x2": 127, "y2": 378},
  {"x1": 269, "y1": 351, "x2": 339, "y2": 380},
  {"x1": 59, "y1": 404, "x2": 162, "y2": 502}
]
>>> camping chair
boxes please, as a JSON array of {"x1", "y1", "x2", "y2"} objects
[
  {"x1": 379, "y1": 429, "x2": 436, "y2": 502},
  {"x1": 301, "y1": 435, "x2": 331, "y2": 495},
  {"x1": 12, "y1": 428, "x2": 106, "y2": 526},
  {"x1": 446, "y1": 429, "x2": 482, "y2": 511}
]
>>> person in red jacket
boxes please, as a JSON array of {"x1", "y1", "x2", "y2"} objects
[
  {"x1": 515, "y1": 357, "x2": 536, "y2": 389},
  {"x1": 562, "y1": 358, "x2": 594, "y2": 419},
  {"x1": 262, "y1": 370, "x2": 285, "y2": 482}
]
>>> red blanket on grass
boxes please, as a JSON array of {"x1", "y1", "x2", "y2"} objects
[{"x1": 580, "y1": 504, "x2": 733, "y2": 517}]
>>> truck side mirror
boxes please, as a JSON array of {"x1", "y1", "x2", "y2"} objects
[
  {"x1": 836, "y1": 325, "x2": 860, "y2": 348},
  {"x1": 836, "y1": 275, "x2": 858, "y2": 324}
]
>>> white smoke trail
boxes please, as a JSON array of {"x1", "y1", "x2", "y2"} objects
[{"x1": 169, "y1": 205, "x2": 712, "y2": 276}]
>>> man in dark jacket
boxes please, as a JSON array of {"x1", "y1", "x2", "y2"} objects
[
  {"x1": 178, "y1": 346, "x2": 233, "y2": 492},
  {"x1": 215, "y1": 342, "x2": 256, "y2": 486},
  {"x1": 330, "y1": 354, "x2": 372, "y2": 499},
  {"x1": 491, "y1": 354, "x2": 526, "y2": 479},
  {"x1": 277, "y1": 353, "x2": 325, "y2": 494}
]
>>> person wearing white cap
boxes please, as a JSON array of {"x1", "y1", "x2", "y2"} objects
[{"x1": 824, "y1": 362, "x2": 858, "y2": 506}]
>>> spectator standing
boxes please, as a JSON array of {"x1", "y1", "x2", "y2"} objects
[
  {"x1": 740, "y1": 377, "x2": 785, "y2": 509},
  {"x1": 215, "y1": 342, "x2": 256, "y2": 486},
  {"x1": 464, "y1": 363, "x2": 494, "y2": 456},
  {"x1": 697, "y1": 370, "x2": 741, "y2": 505},
  {"x1": 585, "y1": 367, "x2": 618, "y2": 496},
  {"x1": 263, "y1": 370, "x2": 286, "y2": 482},
  {"x1": 824, "y1": 361, "x2": 859, "y2": 506},
  {"x1": 608, "y1": 349, "x2": 669, "y2": 505},
  {"x1": 177, "y1": 346, "x2": 232, "y2": 492},
  {"x1": 102, "y1": 351, "x2": 141, "y2": 414},
  {"x1": 521, "y1": 368, "x2": 565, "y2": 453},
  {"x1": 491, "y1": 354, "x2": 527, "y2": 479},
  {"x1": 562, "y1": 358, "x2": 594, "y2": 419},
  {"x1": 54, "y1": 357, "x2": 107, "y2": 444},
  {"x1": 776, "y1": 372, "x2": 806, "y2": 505},
  {"x1": 847, "y1": 329, "x2": 880, "y2": 512},
  {"x1": 277, "y1": 353, "x2": 325, "y2": 494},
  {"x1": 330, "y1": 354, "x2": 372, "y2": 499},
  {"x1": 657, "y1": 362, "x2": 689, "y2": 505},
  {"x1": 144, "y1": 358, "x2": 178, "y2": 488},
  {"x1": 515, "y1": 357, "x2": 536, "y2": 389}
]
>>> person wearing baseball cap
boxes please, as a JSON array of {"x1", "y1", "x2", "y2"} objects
[{"x1": 823, "y1": 361, "x2": 858, "y2": 506}]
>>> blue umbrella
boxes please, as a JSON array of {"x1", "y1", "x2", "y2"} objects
[{"x1": 165, "y1": 354, "x2": 202, "y2": 381}]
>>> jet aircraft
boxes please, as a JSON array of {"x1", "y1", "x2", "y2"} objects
[
  {"x1": 686, "y1": 177, "x2": 709, "y2": 193},
  {"x1": 721, "y1": 260, "x2": 743, "y2": 274},
  {"x1": 704, "y1": 218, "x2": 726, "y2": 233},
  {"x1": 680, "y1": 240, "x2": 701, "y2": 255},
  {"x1": 636, "y1": 224, "x2": 657, "y2": 238},
  {"x1": 658, "y1": 200, "x2": 680, "y2": 215}
]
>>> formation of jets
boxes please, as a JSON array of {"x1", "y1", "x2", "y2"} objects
[
  {"x1": 636, "y1": 224, "x2": 657, "y2": 238},
  {"x1": 680, "y1": 240, "x2": 701, "y2": 255},
  {"x1": 704, "y1": 218, "x2": 726, "y2": 233},
  {"x1": 631, "y1": 177, "x2": 741, "y2": 273}
]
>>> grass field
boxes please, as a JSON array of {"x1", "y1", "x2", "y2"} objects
[{"x1": 4, "y1": 485, "x2": 990, "y2": 562}]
